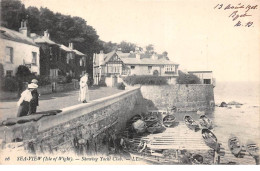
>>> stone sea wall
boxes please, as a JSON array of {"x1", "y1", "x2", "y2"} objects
[
  {"x1": 0, "y1": 87, "x2": 145, "y2": 155},
  {"x1": 0, "y1": 84, "x2": 215, "y2": 155},
  {"x1": 141, "y1": 84, "x2": 215, "y2": 112}
]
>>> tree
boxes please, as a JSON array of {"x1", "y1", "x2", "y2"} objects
[
  {"x1": 119, "y1": 41, "x2": 136, "y2": 53},
  {"x1": 102, "y1": 41, "x2": 117, "y2": 53},
  {"x1": 0, "y1": 0, "x2": 27, "y2": 30},
  {"x1": 26, "y1": 6, "x2": 41, "y2": 34},
  {"x1": 176, "y1": 71, "x2": 201, "y2": 84},
  {"x1": 146, "y1": 44, "x2": 154, "y2": 53},
  {"x1": 162, "y1": 51, "x2": 168, "y2": 57}
]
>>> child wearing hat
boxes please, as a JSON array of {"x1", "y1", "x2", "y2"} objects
[
  {"x1": 29, "y1": 79, "x2": 40, "y2": 114},
  {"x1": 17, "y1": 83, "x2": 38, "y2": 117}
]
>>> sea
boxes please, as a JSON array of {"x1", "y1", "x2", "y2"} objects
[
  {"x1": 168, "y1": 81, "x2": 259, "y2": 164},
  {"x1": 212, "y1": 81, "x2": 260, "y2": 144}
]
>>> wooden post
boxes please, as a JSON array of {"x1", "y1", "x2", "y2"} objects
[
  {"x1": 213, "y1": 150, "x2": 217, "y2": 164},
  {"x1": 217, "y1": 155, "x2": 221, "y2": 164}
]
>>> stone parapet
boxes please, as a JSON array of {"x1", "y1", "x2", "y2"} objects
[{"x1": 140, "y1": 84, "x2": 215, "y2": 112}]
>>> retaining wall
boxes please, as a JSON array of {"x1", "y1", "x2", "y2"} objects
[
  {"x1": 0, "y1": 80, "x2": 79, "y2": 100},
  {"x1": 0, "y1": 87, "x2": 145, "y2": 155},
  {"x1": 38, "y1": 84, "x2": 53, "y2": 95},
  {"x1": 140, "y1": 84, "x2": 215, "y2": 112}
]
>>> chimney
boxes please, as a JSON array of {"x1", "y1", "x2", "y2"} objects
[
  {"x1": 152, "y1": 52, "x2": 158, "y2": 60},
  {"x1": 30, "y1": 33, "x2": 37, "y2": 38},
  {"x1": 19, "y1": 20, "x2": 28, "y2": 37},
  {"x1": 136, "y1": 52, "x2": 141, "y2": 60},
  {"x1": 44, "y1": 30, "x2": 50, "y2": 38},
  {"x1": 69, "y1": 43, "x2": 74, "y2": 49},
  {"x1": 99, "y1": 50, "x2": 104, "y2": 65}
]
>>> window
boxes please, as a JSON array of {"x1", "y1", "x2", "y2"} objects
[
  {"x1": 5, "y1": 47, "x2": 13, "y2": 63},
  {"x1": 50, "y1": 47, "x2": 53, "y2": 56},
  {"x1": 50, "y1": 69, "x2": 58, "y2": 77},
  {"x1": 66, "y1": 53, "x2": 70, "y2": 64},
  {"x1": 165, "y1": 65, "x2": 175, "y2": 72},
  {"x1": 203, "y1": 79, "x2": 211, "y2": 84},
  {"x1": 6, "y1": 70, "x2": 13, "y2": 77},
  {"x1": 79, "y1": 58, "x2": 83, "y2": 66},
  {"x1": 32, "y1": 52, "x2": 37, "y2": 65},
  {"x1": 131, "y1": 66, "x2": 135, "y2": 69},
  {"x1": 148, "y1": 66, "x2": 152, "y2": 73}
]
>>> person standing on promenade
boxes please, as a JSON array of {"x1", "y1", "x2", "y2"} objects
[
  {"x1": 17, "y1": 83, "x2": 38, "y2": 117},
  {"x1": 78, "y1": 73, "x2": 90, "y2": 103},
  {"x1": 29, "y1": 79, "x2": 40, "y2": 114}
]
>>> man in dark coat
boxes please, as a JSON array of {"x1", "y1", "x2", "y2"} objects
[{"x1": 29, "y1": 79, "x2": 40, "y2": 114}]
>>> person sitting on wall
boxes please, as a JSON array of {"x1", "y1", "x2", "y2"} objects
[
  {"x1": 78, "y1": 73, "x2": 90, "y2": 103},
  {"x1": 17, "y1": 83, "x2": 38, "y2": 117},
  {"x1": 29, "y1": 79, "x2": 40, "y2": 114}
]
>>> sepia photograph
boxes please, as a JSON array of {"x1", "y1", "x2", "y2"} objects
[{"x1": 0, "y1": 0, "x2": 259, "y2": 166}]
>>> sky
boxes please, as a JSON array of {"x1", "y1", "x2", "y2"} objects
[{"x1": 21, "y1": 0, "x2": 260, "y2": 82}]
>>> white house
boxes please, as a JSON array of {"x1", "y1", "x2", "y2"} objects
[
  {"x1": 0, "y1": 24, "x2": 40, "y2": 76},
  {"x1": 93, "y1": 48, "x2": 179, "y2": 86}
]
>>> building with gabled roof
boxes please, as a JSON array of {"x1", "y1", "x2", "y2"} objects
[
  {"x1": 31, "y1": 30, "x2": 87, "y2": 79},
  {"x1": 0, "y1": 24, "x2": 40, "y2": 76},
  {"x1": 93, "y1": 48, "x2": 179, "y2": 85},
  {"x1": 30, "y1": 30, "x2": 61, "y2": 77}
]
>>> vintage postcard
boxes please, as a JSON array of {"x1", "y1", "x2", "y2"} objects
[{"x1": 0, "y1": 0, "x2": 259, "y2": 165}]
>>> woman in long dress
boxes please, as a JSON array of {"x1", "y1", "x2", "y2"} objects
[
  {"x1": 78, "y1": 73, "x2": 90, "y2": 103},
  {"x1": 17, "y1": 83, "x2": 38, "y2": 117}
]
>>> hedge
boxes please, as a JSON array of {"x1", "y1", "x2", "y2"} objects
[
  {"x1": 0, "y1": 76, "x2": 18, "y2": 92},
  {"x1": 176, "y1": 71, "x2": 201, "y2": 84},
  {"x1": 123, "y1": 75, "x2": 168, "y2": 85}
]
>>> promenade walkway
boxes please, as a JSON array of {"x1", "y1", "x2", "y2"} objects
[{"x1": 0, "y1": 87, "x2": 123, "y2": 121}]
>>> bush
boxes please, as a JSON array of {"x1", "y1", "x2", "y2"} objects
[
  {"x1": 1, "y1": 77, "x2": 18, "y2": 92},
  {"x1": 66, "y1": 75, "x2": 72, "y2": 83},
  {"x1": 16, "y1": 65, "x2": 31, "y2": 79},
  {"x1": 176, "y1": 71, "x2": 201, "y2": 84},
  {"x1": 116, "y1": 82, "x2": 125, "y2": 90},
  {"x1": 35, "y1": 75, "x2": 51, "y2": 86},
  {"x1": 123, "y1": 75, "x2": 168, "y2": 85},
  {"x1": 98, "y1": 81, "x2": 107, "y2": 87}
]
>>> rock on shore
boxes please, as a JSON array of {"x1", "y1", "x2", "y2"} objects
[{"x1": 227, "y1": 101, "x2": 243, "y2": 105}]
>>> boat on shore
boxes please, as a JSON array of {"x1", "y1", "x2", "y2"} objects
[
  {"x1": 201, "y1": 129, "x2": 218, "y2": 151},
  {"x1": 163, "y1": 115, "x2": 176, "y2": 127},
  {"x1": 184, "y1": 116, "x2": 200, "y2": 132},
  {"x1": 144, "y1": 115, "x2": 159, "y2": 125},
  {"x1": 147, "y1": 122, "x2": 164, "y2": 134},
  {"x1": 191, "y1": 154, "x2": 204, "y2": 164},
  {"x1": 246, "y1": 140, "x2": 259, "y2": 157},
  {"x1": 228, "y1": 134, "x2": 246, "y2": 158},
  {"x1": 199, "y1": 115, "x2": 213, "y2": 129}
]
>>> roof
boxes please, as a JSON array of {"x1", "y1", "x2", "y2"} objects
[
  {"x1": 58, "y1": 44, "x2": 85, "y2": 56},
  {"x1": 73, "y1": 49, "x2": 85, "y2": 56},
  {"x1": 121, "y1": 57, "x2": 178, "y2": 65},
  {"x1": 59, "y1": 44, "x2": 73, "y2": 52},
  {"x1": 188, "y1": 71, "x2": 213, "y2": 73},
  {"x1": 94, "y1": 50, "x2": 179, "y2": 66},
  {"x1": 104, "y1": 50, "x2": 117, "y2": 63},
  {"x1": 0, "y1": 26, "x2": 38, "y2": 47},
  {"x1": 118, "y1": 52, "x2": 178, "y2": 65},
  {"x1": 33, "y1": 36, "x2": 57, "y2": 45}
]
